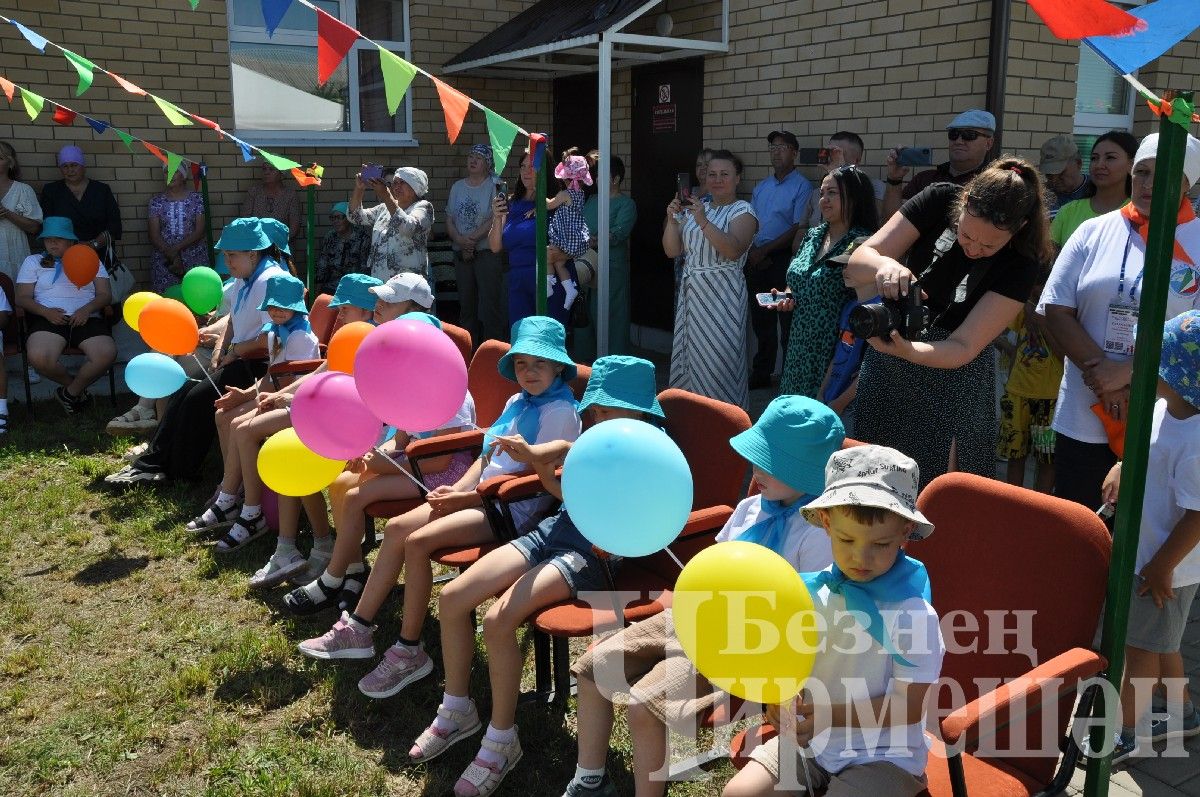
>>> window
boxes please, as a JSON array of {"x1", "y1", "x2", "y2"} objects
[
  {"x1": 1071, "y1": 2, "x2": 1140, "y2": 166},
  {"x1": 227, "y1": 0, "x2": 414, "y2": 146}
]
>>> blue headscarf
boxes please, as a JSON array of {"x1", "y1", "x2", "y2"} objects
[
  {"x1": 261, "y1": 313, "x2": 312, "y2": 348},
  {"x1": 736, "y1": 495, "x2": 817, "y2": 557},
  {"x1": 482, "y1": 377, "x2": 577, "y2": 458}
]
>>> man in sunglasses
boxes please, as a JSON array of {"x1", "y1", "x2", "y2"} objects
[{"x1": 881, "y1": 109, "x2": 996, "y2": 219}]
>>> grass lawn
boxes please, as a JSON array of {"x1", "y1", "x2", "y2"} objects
[{"x1": 0, "y1": 397, "x2": 736, "y2": 796}]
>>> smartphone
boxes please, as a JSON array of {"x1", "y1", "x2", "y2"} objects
[
  {"x1": 756, "y1": 292, "x2": 791, "y2": 308},
  {"x1": 676, "y1": 172, "x2": 692, "y2": 202},
  {"x1": 1096, "y1": 503, "x2": 1115, "y2": 520},
  {"x1": 495, "y1": 180, "x2": 508, "y2": 198},
  {"x1": 361, "y1": 163, "x2": 384, "y2": 181},
  {"x1": 797, "y1": 147, "x2": 830, "y2": 165},
  {"x1": 897, "y1": 146, "x2": 933, "y2": 167}
]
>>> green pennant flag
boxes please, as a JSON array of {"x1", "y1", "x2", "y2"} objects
[
  {"x1": 151, "y1": 95, "x2": 193, "y2": 126},
  {"x1": 19, "y1": 87, "x2": 44, "y2": 121},
  {"x1": 165, "y1": 151, "x2": 184, "y2": 183},
  {"x1": 114, "y1": 128, "x2": 134, "y2": 151},
  {"x1": 62, "y1": 50, "x2": 96, "y2": 96},
  {"x1": 379, "y1": 49, "x2": 417, "y2": 116},
  {"x1": 259, "y1": 149, "x2": 301, "y2": 171},
  {"x1": 484, "y1": 107, "x2": 519, "y2": 173},
  {"x1": 188, "y1": 0, "x2": 199, "y2": 7}
]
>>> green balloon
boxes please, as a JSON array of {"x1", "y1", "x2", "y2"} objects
[
  {"x1": 163, "y1": 283, "x2": 185, "y2": 301},
  {"x1": 181, "y1": 266, "x2": 224, "y2": 314}
]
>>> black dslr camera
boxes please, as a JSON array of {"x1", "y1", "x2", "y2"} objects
[{"x1": 849, "y1": 283, "x2": 928, "y2": 340}]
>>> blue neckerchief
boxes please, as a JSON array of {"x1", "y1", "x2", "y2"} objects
[
  {"x1": 801, "y1": 554, "x2": 931, "y2": 668},
  {"x1": 260, "y1": 314, "x2": 311, "y2": 348},
  {"x1": 234, "y1": 257, "x2": 273, "y2": 313},
  {"x1": 736, "y1": 495, "x2": 815, "y2": 558},
  {"x1": 482, "y1": 377, "x2": 577, "y2": 457},
  {"x1": 49, "y1": 258, "x2": 65, "y2": 284}
]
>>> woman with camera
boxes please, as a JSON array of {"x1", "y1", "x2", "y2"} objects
[
  {"x1": 846, "y1": 157, "x2": 1053, "y2": 487},
  {"x1": 349, "y1": 166, "x2": 434, "y2": 281},
  {"x1": 663, "y1": 149, "x2": 758, "y2": 408}
]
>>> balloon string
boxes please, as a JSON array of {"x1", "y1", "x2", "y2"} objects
[
  {"x1": 665, "y1": 546, "x2": 685, "y2": 571},
  {"x1": 190, "y1": 353, "x2": 222, "y2": 395},
  {"x1": 372, "y1": 446, "x2": 429, "y2": 495}
]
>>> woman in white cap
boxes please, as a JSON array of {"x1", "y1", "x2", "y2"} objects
[
  {"x1": 1041, "y1": 133, "x2": 1200, "y2": 509},
  {"x1": 349, "y1": 165, "x2": 434, "y2": 282},
  {"x1": 39, "y1": 144, "x2": 122, "y2": 273}
]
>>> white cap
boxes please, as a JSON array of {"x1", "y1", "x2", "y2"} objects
[
  {"x1": 368, "y1": 272, "x2": 434, "y2": 308},
  {"x1": 1133, "y1": 133, "x2": 1200, "y2": 188}
]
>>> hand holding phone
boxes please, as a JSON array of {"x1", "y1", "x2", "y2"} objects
[
  {"x1": 756, "y1": 291, "x2": 792, "y2": 308},
  {"x1": 897, "y1": 147, "x2": 933, "y2": 167},
  {"x1": 676, "y1": 172, "x2": 692, "y2": 202},
  {"x1": 361, "y1": 163, "x2": 384, "y2": 182}
]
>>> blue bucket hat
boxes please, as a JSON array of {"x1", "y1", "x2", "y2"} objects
[
  {"x1": 1160, "y1": 310, "x2": 1200, "y2": 411},
  {"x1": 257, "y1": 273, "x2": 308, "y2": 314},
  {"x1": 215, "y1": 217, "x2": 271, "y2": 251},
  {"x1": 259, "y1": 217, "x2": 291, "y2": 255},
  {"x1": 498, "y1": 316, "x2": 577, "y2": 382},
  {"x1": 38, "y1": 216, "x2": 79, "y2": 241},
  {"x1": 400, "y1": 311, "x2": 443, "y2": 330},
  {"x1": 729, "y1": 395, "x2": 845, "y2": 495},
  {"x1": 328, "y1": 273, "x2": 383, "y2": 309},
  {"x1": 579, "y1": 355, "x2": 664, "y2": 418},
  {"x1": 331, "y1": 201, "x2": 349, "y2": 216}
]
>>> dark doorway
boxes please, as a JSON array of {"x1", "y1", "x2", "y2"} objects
[
  {"x1": 553, "y1": 73, "x2": 599, "y2": 156},
  {"x1": 630, "y1": 58, "x2": 704, "y2": 332}
]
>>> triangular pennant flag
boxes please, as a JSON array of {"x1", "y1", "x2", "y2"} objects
[
  {"x1": 10, "y1": 20, "x2": 48, "y2": 52},
  {"x1": 188, "y1": 0, "x2": 199, "y2": 8},
  {"x1": 165, "y1": 151, "x2": 184, "y2": 183},
  {"x1": 290, "y1": 167, "x2": 321, "y2": 187},
  {"x1": 529, "y1": 132, "x2": 548, "y2": 172},
  {"x1": 1084, "y1": 0, "x2": 1200, "y2": 76},
  {"x1": 19, "y1": 87, "x2": 44, "y2": 121},
  {"x1": 111, "y1": 73, "x2": 147, "y2": 96},
  {"x1": 191, "y1": 113, "x2": 222, "y2": 133},
  {"x1": 315, "y1": 7, "x2": 359, "y2": 86},
  {"x1": 432, "y1": 77, "x2": 471, "y2": 144},
  {"x1": 191, "y1": 162, "x2": 203, "y2": 191},
  {"x1": 0, "y1": 76, "x2": 14, "y2": 102},
  {"x1": 484, "y1": 108, "x2": 519, "y2": 173},
  {"x1": 142, "y1": 141, "x2": 168, "y2": 164},
  {"x1": 262, "y1": 0, "x2": 293, "y2": 37},
  {"x1": 62, "y1": 50, "x2": 96, "y2": 96},
  {"x1": 151, "y1": 95, "x2": 194, "y2": 126},
  {"x1": 379, "y1": 49, "x2": 417, "y2": 116},
  {"x1": 114, "y1": 129, "x2": 135, "y2": 151},
  {"x1": 86, "y1": 117, "x2": 109, "y2": 134},
  {"x1": 1027, "y1": 0, "x2": 1145, "y2": 39},
  {"x1": 52, "y1": 106, "x2": 77, "y2": 126},
  {"x1": 238, "y1": 141, "x2": 255, "y2": 162},
  {"x1": 259, "y1": 149, "x2": 301, "y2": 171}
]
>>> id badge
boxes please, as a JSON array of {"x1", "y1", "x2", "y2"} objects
[{"x1": 1103, "y1": 301, "x2": 1138, "y2": 355}]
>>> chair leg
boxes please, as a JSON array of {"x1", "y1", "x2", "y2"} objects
[
  {"x1": 21, "y1": 351, "x2": 33, "y2": 419},
  {"x1": 362, "y1": 512, "x2": 376, "y2": 555},
  {"x1": 1035, "y1": 683, "x2": 1103, "y2": 797},
  {"x1": 533, "y1": 629, "x2": 552, "y2": 696},
  {"x1": 551, "y1": 635, "x2": 572, "y2": 702},
  {"x1": 107, "y1": 365, "x2": 117, "y2": 408}
]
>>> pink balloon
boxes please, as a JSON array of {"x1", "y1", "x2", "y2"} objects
[
  {"x1": 261, "y1": 486, "x2": 280, "y2": 531},
  {"x1": 292, "y1": 371, "x2": 383, "y2": 460},
  {"x1": 354, "y1": 318, "x2": 469, "y2": 432}
]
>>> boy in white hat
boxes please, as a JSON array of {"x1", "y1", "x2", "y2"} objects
[{"x1": 368, "y1": 271, "x2": 434, "y2": 324}]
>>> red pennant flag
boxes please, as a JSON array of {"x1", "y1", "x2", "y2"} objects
[
  {"x1": 290, "y1": 167, "x2": 321, "y2": 187},
  {"x1": 142, "y1": 141, "x2": 168, "y2": 164},
  {"x1": 432, "y1": 77, "x2": 471, "y2": 144},
  {"x1": 52, "y1": 106, "x2": 77, "y2": 125},
  {"x1": 0, "y1": 76, "x2": 14, "y2": 102},
  {"x1": 191, "y1": 112, "x2": 224, "y2": 137},
  {"x1": 110, "y1": 73, "x2": 147, "y2": 95},
  {"x1": 1026, "y1": 0, "x2": 1145, "y2": 39},
  {"x1": 191, "y1": 162, "x2": 203, "y2": 191},
  {"x1": 315, "y1": 8, "x2": 359, "y2": 86}
]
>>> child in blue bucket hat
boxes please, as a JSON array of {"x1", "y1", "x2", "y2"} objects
[
  {"x1": 1100, "y1": 310, "x2": 1200, "y2": 763},
  {"x1": 327, "y1": 273, "x2": 382, "y2": 325},
  {"x1": 258, "y1": 273, "x2": 318, "y2": 365},
  {"x1": 563, "y1": 394, "x2": 843, "y2": 797}
]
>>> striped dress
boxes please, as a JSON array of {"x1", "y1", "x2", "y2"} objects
[{"x1": 670, "y1": 199, "x2": 757, "y2": 409}]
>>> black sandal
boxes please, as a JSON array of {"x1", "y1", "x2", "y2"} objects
[
  {"x1": 214, "y1": 513, "x2": 268, "y2": 553},
  {"x1": 186, "y1": 501, "x2": 242, "y2": 533},
  {"x1": 337, "y1": 566, "x2": 371, "y2": 613},
  {"x1": 283, "y1": 577, "x2": 343, "y2": 616},
  {"x1": 0, "y1": 413, "x2": 7, "y2": 437}
]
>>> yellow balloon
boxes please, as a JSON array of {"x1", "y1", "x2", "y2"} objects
[
  {"x1": 257, "y1": 428, "x2": 346, "y2": 497},
  {"x1": 672, "y1": 541, "x2": 819, "y2": 705},
  {"x1": 122, "y1": 291, "x2": 160, "y2": 332}
]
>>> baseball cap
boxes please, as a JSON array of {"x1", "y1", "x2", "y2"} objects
[
  {"x1": 368, "y1": 272, "x2": 434, "y2": 308},
  {"x1": 1039, "y1": 135, "x2": 1080, "y2": 175},
  {"x1": 946, "y1": 109, "x2": 996, "y2": 133},
  {"x1": 766, "y1": 130, "x2": 800, "y2": 150},
  {"x1": 801, "y1": 445, "x2": 935, "y2": 540}
]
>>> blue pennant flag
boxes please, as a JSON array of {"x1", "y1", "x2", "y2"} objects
[
  {"x1": 85, "y1": 117, "x2": 109, "y2": 135},
  {"x1": 11, "y1": 20, "x2": 48, "y2": 52},
  {"x1": 238, "y1": 142, "x2": 254, "y2": 162},
  {"x1": 1084, "y1": 0, "x2": 1200, "y2": 76},
  {"x1": 262, "y1": 0, "x2": 293, "y2": 37}
]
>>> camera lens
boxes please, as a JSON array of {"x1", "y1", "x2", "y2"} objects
[{"x1": 848, "y1": 303, "x2": 892, "y2": 339}]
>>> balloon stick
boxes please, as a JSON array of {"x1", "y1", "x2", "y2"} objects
[
  {"x1": 372, "y1": 446, "x2": 429, "y2": 494},
  {"x1": 190, "y1": 353, "x2": 222, "y2": 395}
]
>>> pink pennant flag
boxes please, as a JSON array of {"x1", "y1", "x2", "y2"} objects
[
  {"x1": 110, "y1": 73, "x2": 147, "y2": 96},
  {"x1": 0, "y1": 76, "x2": 14, "y2": 102}
]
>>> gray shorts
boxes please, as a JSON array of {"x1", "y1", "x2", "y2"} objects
[
  {"x1": 1125, "y1": 580, "x2": 1199, "y2": 654},
  {"x1": 748, "y1": 736, "x2": 927, "y2": 796}
]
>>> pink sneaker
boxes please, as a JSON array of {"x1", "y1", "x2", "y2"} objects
[
  {"x1": 357, "y1": 643, "x2": 434, "y2": 698},
  {"x1": 297, "y1": 611, "x2": 375, "y2": 660}
]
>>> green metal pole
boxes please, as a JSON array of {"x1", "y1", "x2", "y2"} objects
[
  {"x1": 536, "y1": 145, "x2": 548, "y2": 317},
  {"x1": 1082, "y1": 90, "x2": 1192, "y2": 797},
  {"x1": 199, "y1": 164, "x2": 215, "y2": 267},
  {"x1": 305, "y1": 184, "x2": 316, "y2": 300}
]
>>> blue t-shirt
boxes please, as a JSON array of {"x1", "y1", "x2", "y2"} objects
[{"x1": 821, "y1": 294, "x2": 879, "y2": 405}]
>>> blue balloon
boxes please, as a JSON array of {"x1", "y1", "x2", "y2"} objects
[
  {"x1": 561, "y1": 418, "x2": 693, "y2": 557},
  {"x1": 125, "y1": 352, "x2": 187, "y2": 399}
]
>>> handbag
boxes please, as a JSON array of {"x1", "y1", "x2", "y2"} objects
[
  {"x1": 571, "y1": 285, "x2": 591, "y2": 329},
  {"x1": 104, "y1": 240, "x2": 136, "y2": 305}
]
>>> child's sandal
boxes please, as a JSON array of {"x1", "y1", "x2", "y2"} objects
[
  {"x1": 186, "y1": 501, "x2": 241, "y2": 533},
  {"x1": 0, "y1": 413, "x2": 8, "y2": 437},
  {"x1": 453, "y1": 734, "x2": 523, "y2": 796},
  {"x1": 409, "y1": 701, "x2": 482, "y2": 763},
  {"x1": 283, "y1": 578, "x2": 342, "y2": 616},
  {"x1": 337, "y1": 566, "x2": 371, "y2": 613},
  {"x1": 248, "y1": 550, "x2": 308, "y2": 589},
  {"x1": 214, "y1": 513, "x2": 269, "y2": 554}
]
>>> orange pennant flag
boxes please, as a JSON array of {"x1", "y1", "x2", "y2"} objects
[
  {"x1": 0, "y1": 76, "x2": 13, "y2": 102},
  {"x1": 432, "y1": 77, "x2": 470, "y2": 144},
  {"x1": 290, "y1": 167, "x2": 321, "y2": 187},
  {"x1": 142, "y1": 141, "x2": 168, "y2": 164},
  {"x1": 111, "y1": 73, "x2": 147, "y2": 96}
]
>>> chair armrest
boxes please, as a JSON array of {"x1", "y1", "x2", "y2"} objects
[
  {"x1": 404, "y1": 430, "x2": 484, "y2": 461},
  {"x1": 268, "y1": 358, "x2": 325, "y2": 379},
  {"x1": 940, "y1": 648, "x2": 1107, "y2": 748},
  {"x1": 677, "y1": 505, "x2": 735, "y2": 540},
  {"x1": 490, "y1": 469, "x2": 558, "y2": 503},
  {"x1": 476, "y1": 473, "x2": 523, "y2": 496}
]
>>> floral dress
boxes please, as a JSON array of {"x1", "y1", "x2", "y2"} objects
[
  {"x1": 149, "y1": 191, "x2": 207, "y2": 292},
  {"x1": 350, "y1": 200, "x2": 434, "y2": 280}
]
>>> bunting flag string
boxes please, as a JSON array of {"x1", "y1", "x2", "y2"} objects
[{"x1": 0, "y1": 12, "x2": 323, "y2": 187}]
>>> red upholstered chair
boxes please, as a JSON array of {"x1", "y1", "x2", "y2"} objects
[
  {"x1": 307, "y1": 292, "x2": 337, "y2": 343},
  {"x1": 728, "y1": 472, "x2": 1111, "y2": 797}
]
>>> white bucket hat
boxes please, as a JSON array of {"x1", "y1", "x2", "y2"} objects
[{"x1": 801, "y1": 445, "x2": 935, "y2": 540}]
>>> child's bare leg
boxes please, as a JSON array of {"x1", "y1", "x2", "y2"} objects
[
  {"x1": 234, "y1": 408, "x2": 290, "y2": 508},
  {"x1": 629, "y1": 702, "x2": 670, "y2": 797},
  {"x1": 1160, "y1": 651, "x2": 1191, "y2": 713},
  {"x1": 1121, "y1": 645, "x2": 1161, "y2": 733},
  {"x1": 347, "y1": 504, "x2": 436, "y2": 622},
  {"x1": 302, "y1": 492, "x2": 330, "y2": 538},
  {"x1": 278, "y1": 496, "x2": 301, "y2": 542},
  {"x1": 575, "y1": 671, "x2": 617, "y2": 771},
  {"x1": 1004, "y1": 455, "x2": 1027, "y2": 488},
  {"x1": 329, "y1": 475, "x2": 421, "y2": 577},
  {"x1": 721, "y1": 760, "x2": 778, "y2": 797},
  {"x1": 396, "y1": 508, "x2": 493, "y2": 640}
]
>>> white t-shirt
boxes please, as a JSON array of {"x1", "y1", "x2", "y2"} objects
[
  {"x1": 715, "y1": 495, "x2": 834, "y2": 573},
  {"x1": 266, "y1": 326, "x2": 319, "y2": 365},
  {"x1": 1039, "y1": 211, "x2": 1200, "y2": 443},
  {"x1": 16, "y1": 254, "x2": 110, "y2": 315},
  {"x1": 229, "y1": 262, "x2": 285, "y2": 344},
  {"x1": 446, "y1": 177, "x2": 498, "y2": 251},
  {"x1": 1137, "y1": 398, "x2": 1200, "y2": 588},
  {"x1": 406, "y1": 391, "x2": 478, "y2": 438},
  {"x1": 804, "y1": 578, "x2": 944, "y2": 777}
]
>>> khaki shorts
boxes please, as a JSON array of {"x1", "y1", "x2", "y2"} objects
[{"x1": 748, "y1": 736, "x2": 927, "y2": 796}]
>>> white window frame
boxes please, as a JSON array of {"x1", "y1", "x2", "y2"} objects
[
  {"x1": 1072, "y1": 0, "x2": 1141, "y2": 137},
  {"x1": 226, "y1": 0, "x2": 417, "y2": 148}
]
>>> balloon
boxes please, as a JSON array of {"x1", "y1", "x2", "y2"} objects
[
  {"x1": 124, "y1": 352, "x2": 188, "y2": 399},
  {"x1": 122, "y1": 291, "x2": 159, "y2": 331},
  {"x1": 261, "y1": 486, "x2": 279, "y2": 531},
  {"x1": 163, "y1": 283, "x2": 185, "y2": 301},
  {"x1": 561, "y1": 419, "x2": 693, "y2": 557},
  {"x1": 327, "y1": 321, "x2": 374, "y2": 374},
  {"x1": 257, "y1": 428, "x2": 346, "y2": 497},
  {"x1": 139, "y1": 297, "x2": 199, "y2": 356},
  {"x1": 63, "y1": 243, "x2": 100, "y2": 288},
  {"x1": 354, "y1": 319, "x2": 468, "y2": 431},
  {"x1": 673, "y1": 541, "x2": 819, "y2": 705},
  {"x1": 181, "y1": 266, "x2": 224, "y2": 315},
  {"x1": 292, "y1": 372, "x2": 384, "y2": 460}
]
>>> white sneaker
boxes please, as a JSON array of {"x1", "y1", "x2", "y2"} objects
[
  {"x1": 562, "y1": 279, "x2": 579, "y2": 310},
  {"x1": 26, "y1": 366, "x2": 41, "y2": 385},
  {"x1": 546, "y1": 274, "x2": 558, "y2": 298}
]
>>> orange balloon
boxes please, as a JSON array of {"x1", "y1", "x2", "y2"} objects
[
  {"x1": 139, "y1": 298, "x2": 199, "y2": 356},
  {"x1": 63, "y1": 244, "x2": 100, "y2": 288},
  {"x1": 327, "y1": 321, "x2": 374, "y2": 374}
]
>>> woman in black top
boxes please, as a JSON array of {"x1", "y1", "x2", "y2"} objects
[
  {"x1": 39, "y1": 145, "x2": 122, "y2": 270},
  {"x1": 846, "y1": 157, "x2": 1053, "y2": 487}
]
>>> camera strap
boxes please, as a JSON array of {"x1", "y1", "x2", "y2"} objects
[{"x1": 917, "y1": 225, "x2": 993, "y2": 330}]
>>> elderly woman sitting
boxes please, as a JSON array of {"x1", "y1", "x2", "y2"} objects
[{"x1": 349, "y1": 166, "x2": 435, "y2": 281}]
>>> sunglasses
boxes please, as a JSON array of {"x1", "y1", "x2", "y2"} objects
[{"x1": 948, "y1": 129, "x2": 986, "y2": 142}]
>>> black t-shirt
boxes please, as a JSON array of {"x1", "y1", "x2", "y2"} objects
[
  {"x1": 40, "y1": 179, "x2": 123, "y2": 244},
  {"x1": 899, "y1": 183, "x2": 1038, "y2": 333}
]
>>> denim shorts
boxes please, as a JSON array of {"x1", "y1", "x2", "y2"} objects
[{"x1": 509, "y1": 511, "x2": 617, "y2": 597}]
